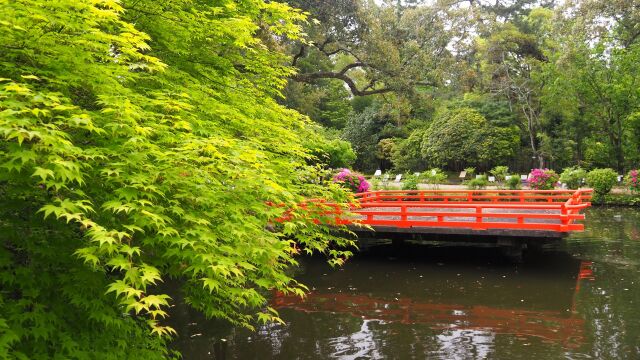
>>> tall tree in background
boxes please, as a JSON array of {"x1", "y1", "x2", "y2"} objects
[
  {"x1": 475, "y1": 8, "x2": 554, "y2": 168},
  {"x1": 287, "y1": 0, "x2": 640, "y2": 174},
  {"x1": 288, "y1": 0, "x2": 462, "y2": 96},
  {"x1": 552, "y1": 0, "x2": 640, "y2": 171}
]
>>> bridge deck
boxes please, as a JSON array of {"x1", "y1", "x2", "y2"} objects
[{"x1": 336, "y1": 189, "x2": 592, "y2": 238}]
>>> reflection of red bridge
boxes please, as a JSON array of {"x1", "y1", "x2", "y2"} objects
[
  {"x1": 339, "y1": 189, "x2": 592, "y2": 238},
  {"x1": 273, "y1": 261, "x2": 595, "y2": 348},
  {"x1": 273, "y1": 293, "x2": 584, "y2": 346}
]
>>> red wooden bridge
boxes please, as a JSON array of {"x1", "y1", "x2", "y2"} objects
[{"x1": 335, "y1": 189, "x2": 592, "y2": 239}]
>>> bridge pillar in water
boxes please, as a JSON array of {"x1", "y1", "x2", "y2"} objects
[{"x1": 497, "y1": 237, "x2": 526, "y2": 262}]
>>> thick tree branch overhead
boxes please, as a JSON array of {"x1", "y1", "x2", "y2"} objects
[
  {"x1": 291, "y1": 45, "x2": 306, "y2": 67},
  {"x1": 293, "y1": 70, "x2": 393, "y2": 96},
  {"x1": 286, "y1": 0, "x2": 457, "y2": 96}
]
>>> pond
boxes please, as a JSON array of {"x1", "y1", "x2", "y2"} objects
[{"x1": 171, "y1": 207, "x2": 640, "y2": 359}]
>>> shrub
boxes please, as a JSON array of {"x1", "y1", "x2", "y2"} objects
[
  {"x1": 371, "y1": 176, "x2": 392, "y2": 190},
  {"x1": 586, "y1": 168, "x2": 618, "y2": 200},
  {"x1": 465, "y1": 175, "x2": 489, "y2": 190},
  {"x1": 421, "y1": 108, "x2": 518, "y2": 169},
  {"x1": 369, "y1": 178, "x2": 381, "y2": 190},
  {"x1": 490, "y1": 165, "x2": 509, "y2": 188},
  {"x1": 490, "y1": 166, "x2": 509, "y2": 183},
  {"x1": 464, "y1": 167, "x2": 476, "y2": 177},
  {"x1": 391, "y1": 130, "x2": 428, "y2": 173},
  {"x1": 333, "y1": 168, "x2": 370, "y2": 193},
  {"x1": 380, "y1": 181, "x2": 393, "y2": 190},
  {"x1": 528, "y1": 168, "x2": 559, "y2": 190},
  {"x1": 506, "y1": 175, "x2": 522, "y2": 190},
  {"x1": 402, "y1": 174, "x2": 420, "y2": 190},
  {"x1": 603, "y1": 193, "x2": 640, "y2": 206},
  {"x1": 310, "y1": 137, "x2": 356, "y2": 169},
  {"x1": 559, "y1": 166, "x2": 587, "y2": 190},
  {"x1": 422, "y1": 168, "x2": 448, "y2": 189},
  {"x1": 626, "y1": 169, "x2": 640, "y2": 193}
]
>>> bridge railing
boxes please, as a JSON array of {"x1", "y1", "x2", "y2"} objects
[
  {"x1": 340, "y1": 189, "x2": 592, "y2": 232},
  {"x1": 354, "y1": 189, "x2": 591, "y2": 204}
]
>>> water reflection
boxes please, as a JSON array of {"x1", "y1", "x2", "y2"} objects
[
  {"x1": 327, "y1": 319, "x2": 382, "y2": 359},
  {"x1": 567, "y1": 208, "x2": 640, "y2": 360},
  {"x1": 215, "y1": 246, "x2": 586, "y2": 360},
  {"x1": 272, "y1": 273, "x2": 587, "y2": 347},
  {"x1": 436, "y1": 329, "x2": 494, "y2": 360},
  {"x1": 172, "y1": 207, "x2": 640, "y2": 360}
]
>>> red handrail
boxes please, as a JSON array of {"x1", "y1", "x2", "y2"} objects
[
  {"x1": 274, "y1": 189, "x2": 592, "y2": 233},
  {"x1": 342, "y1": 189, "x2": 593, "y2": 233},
  {"x1": 354, "y1": 189, "x2": 591, "y2": 203}
]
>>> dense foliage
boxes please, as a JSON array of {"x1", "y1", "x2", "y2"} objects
[
  {"x1": 283, "y1": 0, "x2": 640, "y2": 175},
  {"x1": 2, "y1": 0, "x2": 640, "y2": 357},
  {"x1": 391, "y1": 130, "x2": 427, "y2": 173},
  {"x1": 559, "y1": 166, "x2": 587, "y2": 190},
  {"x1": 0, "y1": 0, "x2": 354, "y2": 358},
  {"x1": 421, "y1": 108, "x2": 518, "y2": 170},
  {"x1": 586, "y1": 168, "x2": 619, "y2": 200},
  {"x1": 421, "y1": 168, "x2": 448, "y2": 189},
  {"x1": 506, "y1": 175, "x2": 522, "y2": 190},
  {"x1": 401, "y1": 174, "x2": 420, "y2": 191},
  {"x1": 490, "y1": 166, "x2": 510, "y2": 183},
  {"x1": 306, "y1": 129, "x2": 356, "y2": 169},
  {"x1": 465, "y1": 175, "x2": 490, "y2": 190}
]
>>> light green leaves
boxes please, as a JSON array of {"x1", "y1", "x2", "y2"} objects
[
  {"x1": 31, "y1": 167, "x2": 54, "y2": 182},
  {"x1": 0, "y1": 0, "x2": 354, "y2": 358}
]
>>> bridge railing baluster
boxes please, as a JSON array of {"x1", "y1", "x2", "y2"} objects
[
  {"x1": 476, "y1": 206, "x2": 482, "y2": 226},
  {"x1": 560, "y1": 202, "x2": 569, "y2": 231}
]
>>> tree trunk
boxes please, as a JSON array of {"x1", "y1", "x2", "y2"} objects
[
  {"x1": 606, "y1": 115, "x2": 625, "y2": 173},
  {"x1": 615, "y1": 117, "x2": 625, "y2": 173},
  {"x1": 523, "y1": 103, "x2": 542, "y2": 169}
]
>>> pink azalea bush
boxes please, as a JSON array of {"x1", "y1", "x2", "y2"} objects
[
  {"x1": 627, "y1": 169, "x2": 639, "y2": 193},
  {"x1": 528, "y1": 168, "x2": 559, "y2": 190},
  {"x1": 333, "y1": 168, "x2": 370, "y2": 193}
]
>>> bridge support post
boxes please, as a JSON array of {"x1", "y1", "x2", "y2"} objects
[
  {"x1": 497, "y1": 237, "x2": 525, "y2": 262},
  {"x1": 391, "y1": 238, "x2": 404, "y2": 248}
]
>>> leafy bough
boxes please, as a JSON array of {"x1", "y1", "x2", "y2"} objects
[{"x1": 0, "y1": 0, "x2": 356, "y2": 358}]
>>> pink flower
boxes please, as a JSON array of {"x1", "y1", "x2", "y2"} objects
[
  {"x1": 628, "y1": 169, "x2": 640, "y2": 192},
  {"x1": 528, "y1": 168, "x2": 558, "y2": 190},
  {"x1": 333, "y1": 169, "x2": 370, "y2": 193}
]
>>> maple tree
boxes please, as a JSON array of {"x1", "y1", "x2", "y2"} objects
[{"x1": 0, "y1": 0, "x2": 353, "y2": 358}]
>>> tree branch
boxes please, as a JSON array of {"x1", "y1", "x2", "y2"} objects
[
  {"x1": 293, "y1": 71, "x2": 392, "y2": 96},
  {"x1": 292, "y1": 45, "x2": 306, "y2": 67},
  {"x1": 294, "y1": 61, "x2": 436, "y2": 96},
  {"x1": 338, "y1": 62, "x2": 366, "y2": 74}
]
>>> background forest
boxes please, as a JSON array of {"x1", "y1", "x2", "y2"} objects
[{"x1": 286, "y1": 0, "x2": 640, "y2": 174}]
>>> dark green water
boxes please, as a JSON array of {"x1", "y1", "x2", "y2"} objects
[{"x1": 172, "y1": 207, "x2": 640, "y2": 359}]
